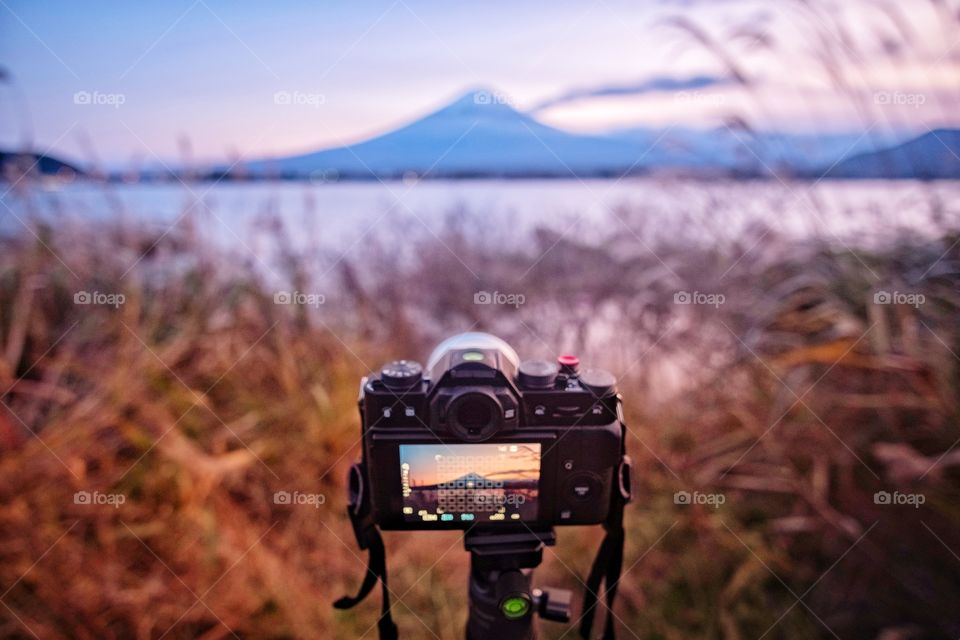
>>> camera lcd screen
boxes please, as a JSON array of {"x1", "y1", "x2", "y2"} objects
[{"x1": 399, "y1": 443, "x2": 541, "y2": 523}]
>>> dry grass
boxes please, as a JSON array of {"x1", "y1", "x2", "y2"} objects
[
  {"x1": 2, "y1": 2, "x2": 960, "y2": 636},
  {"x1": 1, "y1": 186, "x2": 959, "y2": 639}
]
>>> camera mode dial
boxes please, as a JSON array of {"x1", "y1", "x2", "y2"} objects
[
  {"x1": 380, "y1": 360, "x2": 423, "y2": 390},
  {"x1": 518, "y1": 359, "x2": 559, "y2": 389},
  {"x1": 579, "y1": 369, "x2": 617, "y2": 398}
]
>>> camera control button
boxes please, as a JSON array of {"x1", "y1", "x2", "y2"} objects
[
  {"x1": 562, "y1": 459, "x2": 574, "y2": 471},
  {"x1": 557, "y1": 354, "x2": 579, "y2": 374},
  {"x1": 518, "y1": 359, "x2": 558, "y2": 388},
  {"x1": 380, "y1": 360, "x2": 423, "y2": 390},
  {"x1": 534, "y1": 405, "x2": 547, "y2": 416},
  {"x1": 579, "y1": 369, "x2": 617, "y2": 398},
  {"x1": 565, "y1": 472, "x2": 600, "y2": 502},
  {"x1": 404, "y1": 406, "x2": 415, "y2": 417},
  {"x1": 504, "y1": 408, "x2": 515, "y2": 419}
]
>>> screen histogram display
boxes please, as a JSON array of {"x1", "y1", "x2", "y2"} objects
[{"x1": 399, "y1": 443, "x2": 541, "y2": 523}]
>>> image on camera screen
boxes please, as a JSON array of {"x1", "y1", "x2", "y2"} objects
[{"x1": 399, "y1": 443, "x2": 541, "y2": 523}]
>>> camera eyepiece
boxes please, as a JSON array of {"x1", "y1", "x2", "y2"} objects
[{"x1": 446, "y1": 388, "x2": 504, "y2": 441}]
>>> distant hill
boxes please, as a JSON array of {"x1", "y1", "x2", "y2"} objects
[
  {"x1": 0, "y1": 150, "x2": 85, "y2": 179},
  {"x1": 823, "y1": 129, "x2": 960, "y2": 179},
  {"x1": 608, "y1": 126, "x2": 902, "y2": 173}
]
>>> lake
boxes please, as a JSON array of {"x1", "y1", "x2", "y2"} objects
[{"x1": 3, "y1": 178, "x2": 959, "y2": 259}]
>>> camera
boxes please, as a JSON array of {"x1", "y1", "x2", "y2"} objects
[
  {"x1": 339, "y1": 332, "x2": 632, "y2": 639},
  {"x1": 356, "y1": 332, "x2": 626, "y2": 530}
]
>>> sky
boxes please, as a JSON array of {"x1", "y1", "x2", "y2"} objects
[
  {"x1": 1, "y1": 0, "x2": 957, "y2": 167},
  {"x1": 400, "y1": 443, "x2": 541, "y2": 487}
]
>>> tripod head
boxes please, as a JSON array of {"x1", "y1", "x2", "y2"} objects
[{"x1": 464, "y1": 528, "x2": 571, "y2": 640}]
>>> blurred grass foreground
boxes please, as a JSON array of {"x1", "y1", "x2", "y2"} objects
[{"x1": 1, "y1": 182, "x2": 960, "y2": 640}]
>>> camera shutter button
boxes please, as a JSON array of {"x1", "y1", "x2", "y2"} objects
[{"x1": 557, "y1": 354, "x2": 579, "y2": 374}]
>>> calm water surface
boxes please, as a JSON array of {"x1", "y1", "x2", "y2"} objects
[{"x1": 3, "y1": 178, "x2": 958, "y2": 256}]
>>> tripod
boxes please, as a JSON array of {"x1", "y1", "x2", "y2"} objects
[{"x1": 464, "y1": 528, "x2": 572, "y2": 640}]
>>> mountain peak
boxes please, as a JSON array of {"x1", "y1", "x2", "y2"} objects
[{"x1": 440, "y1": 88, "x2": 519, "y2": 115}]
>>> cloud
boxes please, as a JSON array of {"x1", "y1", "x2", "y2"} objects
[{"x1": 530, "y1": 74, "x2": 732, "y2": 112}]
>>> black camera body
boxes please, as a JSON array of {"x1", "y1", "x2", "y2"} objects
[{"x1": 357, "y1": 333, "x2": 626, "y2": 530}]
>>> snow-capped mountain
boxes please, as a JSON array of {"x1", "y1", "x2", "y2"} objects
[
  {"x1": 244, "y1": 89, "x2": 672, "y2": 178},
  {"x1": 239, "y1": 88, "x2": 933, "y2": 179}
]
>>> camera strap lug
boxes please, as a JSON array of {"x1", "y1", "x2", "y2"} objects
[
  {"x1": 618, "y1": 456, "x2": 633, "y2": 503},
  {"x1": 334, "y1": 463, "x2": 398, "y2": 640}
]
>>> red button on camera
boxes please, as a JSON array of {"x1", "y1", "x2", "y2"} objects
[{"x1": 557, "y1": 354, "x2": 579, "y2": 373}]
